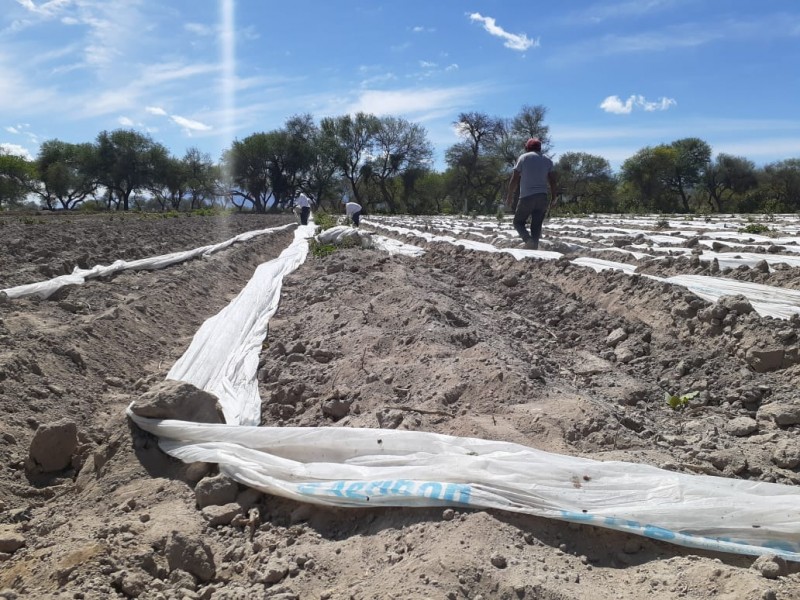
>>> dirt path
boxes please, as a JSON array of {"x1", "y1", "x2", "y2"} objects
[{"x1": 1, "y1": 213, "x2": 799, "y2": 599}]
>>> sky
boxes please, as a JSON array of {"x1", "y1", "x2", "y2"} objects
[{"x1": 2, "y1": 0, "x2": 800, "y2": 172}]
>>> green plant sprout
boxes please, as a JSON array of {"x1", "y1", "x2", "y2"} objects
[{"x1": 665, "y1": 390, "x2": 699, "y2": 410}]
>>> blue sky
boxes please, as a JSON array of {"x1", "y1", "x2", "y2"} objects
[{"x1": 2, "y1": 0, "x2": 800, "y2": 172}]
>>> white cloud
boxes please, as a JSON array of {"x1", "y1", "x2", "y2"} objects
[
  {"x1": 117, "y1": 116, "x2": 135, "y2": 126},
  {"x1": 345, "y1": 86, "x2": 480, "y2": 119},
  {"x1": 468, "y1": 13, "x2": 539, "y2": 52},
  {"x1": 5, "y1": 126, "x2": 21, "y2": 134},
  {"x1": 360, "y1": 72, "x2": 397, "y2": 87},
  {"x1": 0, "y1": 142, "x2": 33, "y2": 159},
  {"x1": 170, "y1": 114, "x2": 212, "y2": 133},
  {"x1": 16, "y1": 0, "x2": 72, "y2": 17},
  {"x1": 445, "y1": 64, "x2": 459, "y2": 72},
  {"x1": 419, "y1": 60, "x2": 437, "y2": 68},
  {"x1": 412, "y1": 26, "x2": 435, "y2": 33},
  {"x1": 185, "y1": 22, "x2": 214, "y2": 36},
  {"x1": 146, "y1": 106, "x2": 168, "y2": 116},
  {"x1": 600, "y1": 94, "x2": 677, "y2": 114}
]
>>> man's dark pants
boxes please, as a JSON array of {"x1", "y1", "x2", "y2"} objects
[
  {"x1": 513, "y1": 193, "x2": 548, "y2": 249},
  {"x1": 300, "y1": 206, "x2": 310, "y2": 225}
]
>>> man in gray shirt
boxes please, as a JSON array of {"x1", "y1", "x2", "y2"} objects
[{"x1": 505, "y1": 138, "x2": 557, "y2": 249}]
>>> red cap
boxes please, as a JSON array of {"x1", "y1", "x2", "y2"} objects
[{"x1": 525, "y1": 138, "x2": 541, "y2": 151}]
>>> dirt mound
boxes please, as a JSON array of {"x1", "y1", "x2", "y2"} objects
[{"x1": 1, "y1": 214, "x2": 799, "y2": 599}]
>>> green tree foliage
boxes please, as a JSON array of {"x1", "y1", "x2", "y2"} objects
[
  {"x1": 664, "y1": 137, "x2": 712, "y2": 212},
  {"x1": 620, "y1": 138, "x2": 712, "y2": 213},
  {"x1": 34, "y1": 140, "x2": 97, "y2": 210},
  {"x1": 0, "y1": 150, "x2": 35, "y2": 209},
  {"x1": 320, "y1": 112, "x2": 380, "y2": 206},
  {"x1": 446, "y1": 111, "x2": 506, "y2": 213},
  {"x1": 370, "y1": 116, "x2": 433, "y2": 213},
  {"x1": 408, "y1": 170, "x2": 454, "y2": 214},
  {"x1": 149, "y1": 155, "x2": 189, "y2": 211},
  {"x1": 702, "y1": 154, "x2": 757, "y2": 212},
  {"x1": 183, "y1": 148, "x2": 219, "y2": 210},
  {"x1": 556, "y1": 152, "x2": 616, "y2": 212},
  {"x1": 761, "y1": 159, "x2": 800, "y2": 212},
  {"x1": 221, "y1": 133, "x2": 272, "y2": 212},
  {"x1": 93, "y1": 129, "x2": 169, "y2": 211},
  {"x1": 494, "y1": 105, "x2": 552, "y2": 167}
]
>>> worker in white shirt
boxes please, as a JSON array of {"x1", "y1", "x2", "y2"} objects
[
  {"x1": 294, "y1": 192, "x2": 313, "y2": 225},
  {"x1": 345, "y1": 201, "x2": 362, "y2": 228}
]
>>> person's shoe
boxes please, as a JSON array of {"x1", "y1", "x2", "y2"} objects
[{"x1": 523, "y1": 239, "x2": 538, "y2": 250}]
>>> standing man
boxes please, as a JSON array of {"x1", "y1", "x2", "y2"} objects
[
  {"x1": 345, "y1": 200, "x2": 363, "y2": 228},
  {"x1": 295, "y1": 191, "x2": 313, "y2": 225},
  {"x1": 505, "y1": 138, "x2": 557, "y2": 250}
]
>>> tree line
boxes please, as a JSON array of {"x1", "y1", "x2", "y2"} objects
[{"x1": 1, "y1": 106, "x2": 799, "y2": 214}]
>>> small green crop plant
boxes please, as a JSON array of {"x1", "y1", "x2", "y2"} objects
[
  {"x1": 665, "y1": 390, "x2": 699, "y2": 410},
  {"x1": 314, "y1": 211, "x2": 338, "y2": 231},
  {"x1": 738, "y1": 222, "x2": 771, "y2": 235},
  {"x1": 309, "y1": 239, "x2": 337, "y2": 258}
]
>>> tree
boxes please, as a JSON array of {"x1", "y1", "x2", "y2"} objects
[
  {"x1": 663, "y1": 138, "x2": 712, "y2": 212},
  {"x1": 556, "y1": 152, "x2": 615, "y2": 212},
  {"x1": 93, "y1": 129, "x2": 169, "y2": 211},
  {"x1": 221, "y1": 133, "x2": 272, "y2": 212},
  {"x1": 320, "y1": 112, "x2": 380, "y2": 206},
  {"x1": 407, "y1": 170, "x2": 453, "y2": 214},
  {"x1": 0, "y1": 150, "x2": 35, "y2": 209},
  {"x1": 761, "y1": 159, "x2": 800, "y2": 211},
  {"x1": 33, "y1": 140, "x2": 97, "y2": 210},
  {"x1": 369, "y1": 116, "x2": 433, "y2": 213},
  {"x1": 182, "y1": 148, "x2": 219, "y2": 210},
  {"x1": 702, "y1": 154, "x2": 757, "y2": 212},
  {"x1": 619, "y1": 146, "x2": 677, "y2": 212},
  {"x1": 494, "y1": 105, "x2": 552, "y2": 167},
  {"x1": 619, "y1": 139, "x2": 712, "y2": 213},
  {"x1": 149, "y1": 155, "x2": 188, "y2": 211},
  {"x1": 446, "y1": 111, "x2": 505, "y2": 213}
]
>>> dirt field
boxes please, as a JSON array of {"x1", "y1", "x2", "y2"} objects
[{"x1": 1, "y1": 212, "x2": 800, "y2": 599}]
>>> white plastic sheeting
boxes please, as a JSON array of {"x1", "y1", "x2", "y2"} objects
[
  {"x1": 124, "y1": 218, "x2": 800, "y2": 562},
  {"x1": 127, "y1": 417, "x2": 800, "y2": 561},
  {"x1": 365, "y1": 220, "x2": 800, "y2": 319},
  {"x1": 2, "y1": 223, "x2": 295, "y2": 301},
  {"x1": 166, "y1": 224, "x2": 314, "y2": 426},
  {"x1": 4, "y1": 211, "x2": 772, "y2": 558}
]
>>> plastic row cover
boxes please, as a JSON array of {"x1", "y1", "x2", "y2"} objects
[
  {"x1": 366, "y1": 221, "x2": 800, "y2": 320},
  {"x1": 125, "y1": 220, "x2": 800, "y2": 561},
  {"x1": 2, "y1": 223, "x2": 295, "y2": 300}
]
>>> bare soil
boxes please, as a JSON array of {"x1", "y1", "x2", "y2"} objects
[{"x1": 1, "y1": 212, "x2": 800, "y2": 599}]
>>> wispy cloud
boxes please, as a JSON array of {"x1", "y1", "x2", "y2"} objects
[
  {"x1": 170, "y1": 114, "x2": 212, "y2": 134},
  {"x1": 117, "y1": 116, "x2": 135, "y2": 126},
  {"x1": 600, "y1": 94, "x2": 677, "y2": 114},
  {"x1": 16, "y1": 0, "x2": 72, "y2": 17},
  {"x1": 411, "y1": 25, "x2": 435, "y2": 33},
  {"x1": 468, "y1": 13, "x2": 539, "y2": 52},
  {"x1": 146, "y1": 106, "x2": 168, "y2": 116},
  {"x1": 344, "y1": 85, "x2": 482, "y2": 120},
  {"x1": 569, "y1": 0, "x2": 682, "y2": 24},
  {"x1": 185, "y1": 22, "x2": 214, "y2": 36}
]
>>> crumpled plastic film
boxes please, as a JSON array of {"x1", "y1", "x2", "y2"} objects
[
  {"x1": 2, "y1": 223, "x2": 295, "y2": 300},
  {"x1": 126, "y1": 415, "x2": 800, "y2": 561},
  {"x1": 122, "y1": 217, "x2": 800, "y2": 561},
  {"x1": 166, "y1": 224, "x2": 314, "y2": 426}
]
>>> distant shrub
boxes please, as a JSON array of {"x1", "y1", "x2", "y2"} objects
[
  {"x1": 654, "y1": 217, "x2": 670, "y2": 230},
  {"x1": 78, "y1": 201, "x2": 105, "y2": 213},
  {"x1": 738, "y1": 223, "x2": 771, "y2": 234}
]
